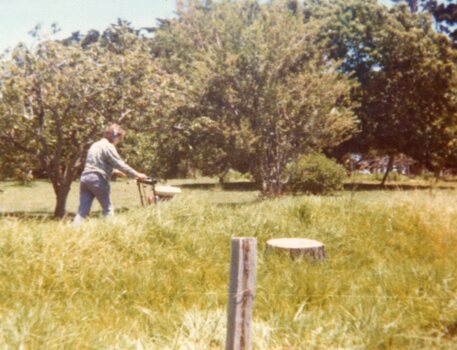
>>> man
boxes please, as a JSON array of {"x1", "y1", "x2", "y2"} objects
[{"x1": 73, "y1": 124, "x2": 147, "y2": 225}]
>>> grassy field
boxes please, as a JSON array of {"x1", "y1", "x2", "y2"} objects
[{"x1": 0, "y1": 179, "x2": 456, "y2": 349}]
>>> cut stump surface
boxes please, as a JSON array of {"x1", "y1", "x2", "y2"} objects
[{"x1": 266, "y1": 238, "x2": 326, "y2": 260}]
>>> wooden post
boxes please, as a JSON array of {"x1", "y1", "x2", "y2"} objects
[{"x1": 226, "y1": 237, "x2": 257, "y2": 350}]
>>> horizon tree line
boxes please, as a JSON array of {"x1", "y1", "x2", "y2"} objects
[{"x1": 0, "y1": 0, "x2": 456, "y2": 217}]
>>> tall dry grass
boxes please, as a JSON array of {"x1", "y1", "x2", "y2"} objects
[{"x1": 0, "y1": 181, "x2": 456, "y2": 349}]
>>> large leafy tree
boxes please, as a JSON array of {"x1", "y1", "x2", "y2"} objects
[
  {"x1": 0, "y1": 27, "x2": 181, "y2": 217},
  {"x1": 313, "y1": 0, "x2": 457, "y2": 180},
  {"x1": 153, "y1": 0, "x2": 357, "y2": 194},
  {"x1": 363, "y1": 5, "x2": 457, "y2": 173}
]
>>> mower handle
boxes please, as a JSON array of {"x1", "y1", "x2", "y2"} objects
[{"x1": 137, "y1": 177, "x2": 158, "y2": 185}]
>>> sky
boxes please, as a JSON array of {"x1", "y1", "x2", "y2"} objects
[
  {"x1": 0, "y1": 0, "x2": 392, "y2": 52},
  {"x1": 0, "y1": 0, "x2": 176, "y2": 52}
]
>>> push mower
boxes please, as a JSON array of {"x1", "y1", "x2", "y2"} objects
[{"x1": 136, "y1": 177, "x2": 181, "y2": 206}]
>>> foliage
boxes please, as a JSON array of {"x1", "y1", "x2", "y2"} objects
[
  {"x1": 0, "y1": 181, "x2": 456, "y2": 349},
  {"x1": 0, "y1": 26, "x2": 183, "y2": 217},
  {"x1": 363, "y1": 4, "x2": 457, "y2": 171},
  {"x1": 314, "y1": 0, "x2": 457, "y2": 172},
  {"x1": 2, "y1": 0, "x2": 457, "y2": 211},
  {"x1": 222, "y1": 168, "x2": 252, "y2": 183},
  {"x1": 376, "y1": 37, "x2": 455, "y2": 169},
  {"x1": 153, "y1": 0, "x2": 357, "y2": 195},
  {"x1": 393, "y1": 0, "x2": 457, "y2": 46},
  {"x1": 431, "y1": 1, "x2": 457, "y2": 45},
  {"x1": 0, "y1": 151, "x2": 39, "y2": 181},
  {"x1": 286, "y1": 153, "x2": 347, "y2": 194}
]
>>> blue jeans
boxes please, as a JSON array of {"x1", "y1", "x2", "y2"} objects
[{"x1": 73, "y1": 172, "x2": 113, "y2": 224}]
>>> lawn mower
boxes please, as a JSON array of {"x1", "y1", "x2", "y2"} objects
[{"x1": 136, "y1": 177, "x2": 181, "y2": 206}]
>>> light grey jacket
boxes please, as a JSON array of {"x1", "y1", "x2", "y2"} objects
[{"x1": 81, "y1": 138, "x2": 139, "y2": 181}]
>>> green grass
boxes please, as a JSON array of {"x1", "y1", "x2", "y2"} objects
[{"x1": 0, "y1": 180, "x2": 456, "y2": 349}]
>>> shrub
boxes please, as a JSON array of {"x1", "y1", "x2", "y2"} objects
[
  {"x1": 286, "y1": 153, "x2": 347, "y2": 194},
  {"x1": 222, "y1": 169, "x2": 252, "y2": 182}
]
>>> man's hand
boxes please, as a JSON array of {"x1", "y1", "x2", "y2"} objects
[{"x1": 136, "y1": 172, "x2": 148, "y2": 180}]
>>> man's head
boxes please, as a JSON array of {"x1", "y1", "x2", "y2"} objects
[{"x1": 103, "y1": 124, "x2": 126, "y2": 145}]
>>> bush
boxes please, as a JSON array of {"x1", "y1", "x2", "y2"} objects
[
  {"x1": 286, "y1": 153, "x2": 347, "y2": 194},
  {"x1": 222, "y1": 169, "x2": 252, "y2": 182}
]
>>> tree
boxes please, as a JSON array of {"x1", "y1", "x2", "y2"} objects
[
  {"x1": 393, "y1": 1, "x2": 457, "y2": 46},
  {"x1": 392, "y1": 0, "x2": 420, "y2": 13},
  {"x1": 0, "y1": 27, "x2": 182, "y2": 217},
  {"x1": 363, "y1": 5, "x2": 457, "y2": 174},
  {"x1": 153, "y1": 0, "x2": 357, "y2": 195},
  {"x1": 313, "y1": 0, "x2": 457, "y2": 181}
]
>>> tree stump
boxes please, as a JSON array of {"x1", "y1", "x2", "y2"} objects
[{"x1": 266, "y1": 238, "x2": 326, "y2": 260}]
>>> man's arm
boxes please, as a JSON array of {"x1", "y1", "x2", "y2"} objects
[{"x1": 105, "y1": 144, "x2": 147, "y2": 179}]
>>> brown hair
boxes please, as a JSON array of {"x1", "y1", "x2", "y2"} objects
[{"x1": 103, "y1": 123, "x2": 126, "y2": 143}]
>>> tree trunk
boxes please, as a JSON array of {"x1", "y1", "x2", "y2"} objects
[
  {"x1": 218, "y1": 169, "x2": 229, "y2": 184},
  {"x1": 381, "y1": 154, "x2": 395, "y2": 186},
  {"x1": 53, "y1": 183, "x2": 72, "y2": 218},
  {"x1": 262, "y1": 179, "x2": 283, "y2": 197},
  {"x1": 257, "y1": 123, "x2": 288, "y2": 197},
  {"x1": 259, "y1": 151, "x2": 285, "y2": 196},
  {"x1": 433, "y1": 167, "x2": 442, "y2": 183}
]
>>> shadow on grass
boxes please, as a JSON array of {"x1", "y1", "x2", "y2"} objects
[
  {"x1": 343, "y1": 183, "x2": 455, "y2": 191},
  {"x1": 0, "y1": 207, "x2": 131, "y2": 222},
  {"x1": 0, "y1": 180, "x2": 39, "y2": 188},
  {"x1": 0, "y1": 211, "x2": 57, "y2": 222},
  {"x1": 215, "y1": 198, "x2": 265, "y2": 208},
  {"x1": 178, "y1": 181, "x2": 259, "y2": 191},
  {"x1": 179, "y1": 181, "x2": 455, "y2": 192}
]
